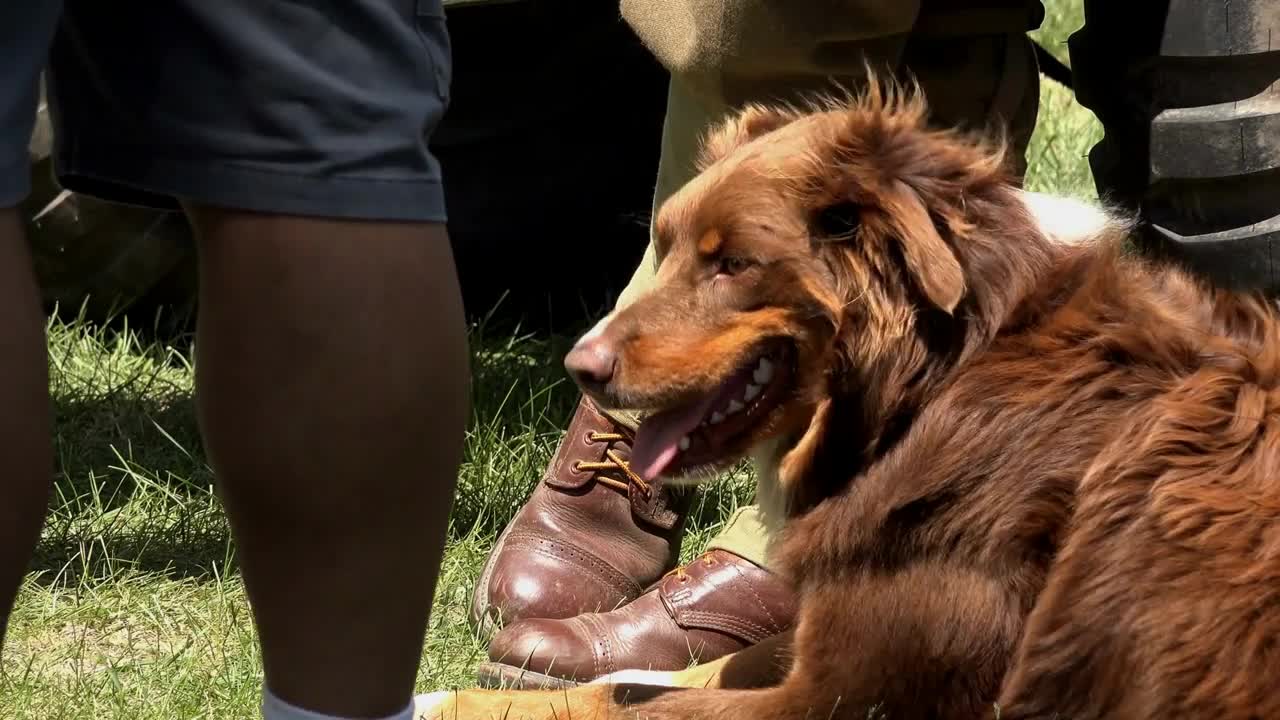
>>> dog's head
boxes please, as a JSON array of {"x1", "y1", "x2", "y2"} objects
[{"x1": 566, "y1": 79, "x2": 1059, "y2": 500}]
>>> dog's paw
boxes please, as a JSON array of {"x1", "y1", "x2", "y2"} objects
[
  {"x1": 589, "y1": 669, "x2": 680, "y2": 687},
  {"x1": 414, "y1": 690, "x2": 455, "y2": 719},
  {"x1": 414, "y1": 685, "x2": 630, "y2": 720}
]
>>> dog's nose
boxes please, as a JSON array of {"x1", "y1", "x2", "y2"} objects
[{"x1": 564, "y1": 337, "x2": 618, "y2": 390}]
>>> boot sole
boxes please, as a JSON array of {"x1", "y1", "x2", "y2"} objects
[{"x1": 475, "y1": 661, "x2": 583, "y2": 690}]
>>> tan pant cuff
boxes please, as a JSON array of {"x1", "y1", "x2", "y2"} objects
[{"x1": 705, "y1": 504, "x2": 781, "y2": 570}]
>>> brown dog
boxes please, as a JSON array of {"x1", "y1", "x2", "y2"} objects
[{"x1": 418, "y1": 79, "x2": 1280, "y2": 719}]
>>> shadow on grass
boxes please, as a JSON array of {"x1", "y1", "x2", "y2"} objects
[
  {"x1": 32, "y1": 380, "x2": 224, "y2": 585},
  {"x1": 30, "y1": 301, "x2": 761, "y2": 588},
  {"x1": 23, "y1": 312, "x2": 585, "y2": 582}
]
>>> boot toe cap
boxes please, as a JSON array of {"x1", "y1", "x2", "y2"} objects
[
  {"x1": 486, "y1": 617, "x2": 601, "y2": 682},
  {"x1": 478, "y1": 537, "x2": 640, "y2": 626}
]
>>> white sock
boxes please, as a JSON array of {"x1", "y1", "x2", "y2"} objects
[{"x1": 262, "y1": 687, "x2": 415, "y2": 720}]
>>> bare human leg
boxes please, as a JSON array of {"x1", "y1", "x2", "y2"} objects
[
  {"x1": 186, "y1": 206, "x2": 469, "y2": 717},
  {"x1": 0, "y1": 207, "x2": 53, "y2": 653},
  {"x1": 0, "y1": 0, "x2": 59, "y2": 662}
]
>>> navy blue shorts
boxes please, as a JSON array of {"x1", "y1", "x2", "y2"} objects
[{"x1": 2, "y1": 0, "x2": 452, "y2": 222}]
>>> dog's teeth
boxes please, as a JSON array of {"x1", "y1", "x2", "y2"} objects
[
  {"x1": 678, "y1": 435, "x2": 690, "y2": 451},
  {"x1": 727, "y1": 399, "x2": 745, "y2": 414},
  {"x1": 753, "y1": 357, "x2": 774, "y2": 384},
  {"x1": 709, "y1": 411, "x2": 725, "y2": 424},
  {"x1": 744, "y1": 383, "x2": 761, "y2": 401}
]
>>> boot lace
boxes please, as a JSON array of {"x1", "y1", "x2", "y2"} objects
[
  {"x1": 663, "y1": 551, "x2": 719, "y2": 584},
  {"x1": 571, "y1": 431, "x2": 652, "y2": 498}
]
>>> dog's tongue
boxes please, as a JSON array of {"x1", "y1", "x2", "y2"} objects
[{"x1": 630, "y1": 394, "x2": 718, "y2": 481}]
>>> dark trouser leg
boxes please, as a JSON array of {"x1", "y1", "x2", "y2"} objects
[{"x1": 1070, "y1": 0, "x2": 1280, "y2": 293}]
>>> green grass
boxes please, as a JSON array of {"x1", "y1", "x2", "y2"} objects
[
  {"x1": 0, "y1": 2, "x2": 1102, "y2": 717},
  {"x1": 1025, "y1": 0, "x2": 1104, "y2": 199},
  {"x1": 1, "y1": 311, "x2": 760, "y2": 718}
]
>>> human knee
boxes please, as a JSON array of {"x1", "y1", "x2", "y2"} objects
[{"x1": 188, "y1": 208, "x2": 464, "y2": 327}]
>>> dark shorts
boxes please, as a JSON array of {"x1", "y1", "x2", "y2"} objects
[{"x1": 2, "y1": 0, "x2": 452, "y2": 222}]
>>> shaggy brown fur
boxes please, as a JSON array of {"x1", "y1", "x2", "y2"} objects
[{"x1": 425, "y1": 78, "x2": 1280, "y2": 720}]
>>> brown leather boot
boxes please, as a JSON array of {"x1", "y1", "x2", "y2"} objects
[
  {"x1": 477, "y1": 549, "x2": 797, "y2": 689},
  {"x1": 470, "y1": 397, "x2": 695, "y2": 632}
]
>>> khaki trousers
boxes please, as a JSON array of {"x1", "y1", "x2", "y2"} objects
[{"x1": 604, "y1": 0, "x2": 1045, "y2": 568}]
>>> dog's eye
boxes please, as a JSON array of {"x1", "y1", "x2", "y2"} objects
[
  {"x1": 716, "y1": 255, "x2": 753, "y2": 277},
  {"x1": 815, "y1": 203, "x2": 862, "y2": 239}
]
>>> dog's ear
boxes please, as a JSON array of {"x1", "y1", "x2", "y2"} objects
[
  {"x1": 697, "y1": 104, "x2": 803, "y2": 171},
  {"x1": 799, "y1": 76, "x2": 990, "y2": 314},
  {"x1": 879, "y1": 179, "x2": 965, "y2": 314},
  {"x1": 810, "y1": 182, "x2": 966, "y2": 315}
]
